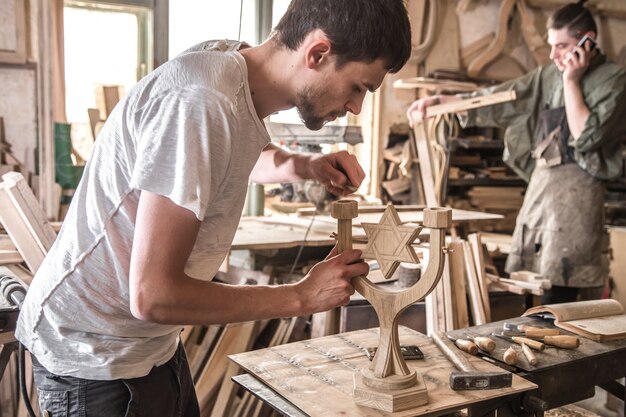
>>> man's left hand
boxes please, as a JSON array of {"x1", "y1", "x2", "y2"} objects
[
  {"x1": 563, "y1": 43, "x2": 592, "y2": 83},
  {"x1": 309, "y1": 151, "x2": 365, "y2": 196}
]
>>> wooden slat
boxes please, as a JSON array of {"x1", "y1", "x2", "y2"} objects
[
  {"x1": 462, "y1": 241, "x2": 486, "y2": 325},
  {"x1": 412, "y1": 122, "x2": 439, "y2": 207},
  {"x1": 0, "y1": 172, "x2": 57, "y2": 276},
  {"x1": 448, "y1": 240, "x2": 469, "y2": 329},
  {"x1": 422, "y1": 91, "x2": 517, "y2": 119},
  {"x1": 196, "y1": 321, "x2": 258, "y2": 415},
  {"x1": 468, "y1": 233, "x2": 492, "y2": 322}
]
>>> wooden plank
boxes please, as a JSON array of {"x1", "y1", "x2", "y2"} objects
[
  {"x1": 422, "y1": 91, "x2": 517, "y2": 120},
  {"x1": 448, "y1": 240, "x2": 469, "y2": 329},
  {"x1": 393, "y1": 77, "x2": 478, "y2": 93},
  {"x1": 0, "y1": 176, "x2": 56, "y2": 273},
  {"x1": 0, "y1": 250, "x2": 22, "y2": 265},
  {"x1": 412, "y1": 122, "x2": 439, "y2": 207},
  {"x1": 462, "y1": 241, "x2": 486, "y2": 325},
  {"x1": 0, "y1": 185, "x2": 45, "y2": 278},
  {"x1": 468, "y1": 233, "x2": 492, "y2": 323},
  {"x1": 190, "y1": 325, "x2": 223, "y2": 382},
  {"x1": 442, "y1": 253, "x2": 455, "y2": 330},
  {"x1": 196, "y1": 321, "x2": 258, "y2": 414}
]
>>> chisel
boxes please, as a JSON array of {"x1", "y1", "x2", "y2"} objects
[
  {"x1": 502, "y1": 331, "x2": 580, "y2": 349},
  {"x1": 541, "y1": 335, "x2": 580, "y2": 349},
  {"x1": 492, "y1": 333, "x2": 545, "y2": 351},
  {"x1": 447, "y1": 335, "x2": 478, "y2": 355},
  {"x1": 468, "y1": 335, "x2": 496, "y2": 352},
  {"x1": 521, "y1": 343, "x2": 537, "y2": 366},
  {"x1": 503, "y1": 346, "x2": 517, "y2": 365}
]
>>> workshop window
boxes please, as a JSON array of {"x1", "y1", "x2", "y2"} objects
[
  {"x1": 63, "y1": 1, "x2": 152, "y2": 160},
  {"x1": 168, "y1": 0, "x2": 257, "y2": 58}
]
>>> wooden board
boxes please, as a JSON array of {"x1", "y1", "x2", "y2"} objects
[
  {"x1": 230, "y1": 326, "x2": 536, "y2": 417},
  {"x1": 230, "y1": 210, "x2": 502, "y2": 251}
]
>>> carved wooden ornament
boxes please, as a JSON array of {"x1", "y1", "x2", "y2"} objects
[{"x1": 362, "y1": 206, "x2": 421, "y2": 279}]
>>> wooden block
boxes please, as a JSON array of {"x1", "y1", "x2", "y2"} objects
[{"x1": 353, "y1": 371, "x2": 428, "y2": 412}]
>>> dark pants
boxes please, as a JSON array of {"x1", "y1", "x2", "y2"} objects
[{"x1": 32, "y1": 343, "x2": 200, "y2": 417}]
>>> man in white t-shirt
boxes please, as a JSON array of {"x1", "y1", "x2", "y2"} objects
[{"x1": 16, "y1": 0, "x2": 412, "y2": 415}]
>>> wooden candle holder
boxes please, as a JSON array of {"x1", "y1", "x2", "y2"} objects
[{"x1": 331, "y1": 200, "x2": 451, "y2": 412}]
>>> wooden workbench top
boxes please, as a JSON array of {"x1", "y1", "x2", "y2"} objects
[
  {"x1": 231, "y1": 208, "x2": 503, "y2": 251},
  {"x1": 230, "y1": 326, "x2": 536, "y2": 417}
]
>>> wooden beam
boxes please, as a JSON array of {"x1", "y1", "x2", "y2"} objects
[{"x1": 422, "y1": 91, "x2": 517, "y2": 120}]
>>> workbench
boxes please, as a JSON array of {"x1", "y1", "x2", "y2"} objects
[
  {"x1": 448, "y1": 316, "x2": 626, "y2": 416},
  {"x1": 230, "y1": 326, "x2": 536, "y2": 417},
  {"x1": 231, "y1": 316, "x2": 626, "y2": 416}
]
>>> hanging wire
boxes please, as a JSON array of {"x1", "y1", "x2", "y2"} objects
[
  {"x1": 288, "y1": 212, "x2": 317, "y2": 281},
  {"x1": 238, "y1": 0, "x2": 244, "y2": 40}
]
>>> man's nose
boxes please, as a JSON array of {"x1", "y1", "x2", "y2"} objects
[
  {"x1": 549, "y1": 46, "x2": 558, "y2": 61},
  {"x1": 345, "y1": 98, "x2": 363, "y2": 115}
]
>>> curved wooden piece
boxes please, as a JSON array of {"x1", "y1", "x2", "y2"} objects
[
  {"x1": 516, "y1": 0, "x2": 550, "y2": 65},
  {"x1": 467, "y1": 0, "x2": 516, "y2": 78},
  {"x1": 411, "y1": 0, "x2": 438, "y2": 64}
]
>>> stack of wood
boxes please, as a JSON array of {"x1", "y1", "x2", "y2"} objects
[
  {"x1": 381, "y1": 125, "x2": 417, "y2": 204},
  {"x1": 464, "y1": 186, "x2": 524, "y2": 232},
  {"x1": 426, "y1": 232, "x2": 493, "y2": 332},
  {"x1": 489, "y1": 270, "x2": 551, "y2": 297}
]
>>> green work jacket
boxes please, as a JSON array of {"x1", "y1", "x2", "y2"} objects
[{"x1": 463, "y1": 52, "x2": 626, "y2": 182}]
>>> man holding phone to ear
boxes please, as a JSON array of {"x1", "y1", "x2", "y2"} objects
[{"x1": 408, "y1": 1, "x2": 626, "y2": 304}]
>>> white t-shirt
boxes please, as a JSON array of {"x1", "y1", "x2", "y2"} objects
[{"x1": 16, "y1": 40, "x2": 270, "y2": 380}]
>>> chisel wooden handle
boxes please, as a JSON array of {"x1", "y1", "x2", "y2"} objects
[
  {"x1": 521, "y1": 343, "x2": 537, "y2": 366},
  {"x1": 525, "y1": 327, "x2": 560, "y2": 338},
  {"x1": 503, "y1": 347, "x2": 517, "y2": 365},
  {"x1": 544, "y1": 335, "x2": 579, "y2": 349},
  {"x1": 471, "y1": 336, "x2": 496, "y2": 352},
  {"x1": 511, "y1": 336, "x2": 545, "y2": 351},
  {"x1": 455, "y1": 339, "x2": 478, "y2": 355}
]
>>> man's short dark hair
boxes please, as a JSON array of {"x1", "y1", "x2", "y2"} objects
[
  {"x1": 547, "y1": 1, "x2": 597, "y2": 39},
  {"x1": 272, "y1": 0, "x2": 412, "y2": 73}
]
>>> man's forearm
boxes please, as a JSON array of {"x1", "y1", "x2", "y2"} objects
[
  {"x1": 564, "y1": 79, "x2": 590, "y2": 139},
  {"x1": 250, "y1": 143, "x2": 313, "y2": 183}
]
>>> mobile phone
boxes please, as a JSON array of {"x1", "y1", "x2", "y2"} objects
[
  {"x1": 577, "y1": 34, "x2": 597, "y2": 51},
  {"x1": 366, "y1": 345, "x2": 424, "y2": 361}
]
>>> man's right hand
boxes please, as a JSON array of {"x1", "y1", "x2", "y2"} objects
[
  {"x1": 295, "y1": 248, "x2": 369, "y2": 314},
  {"x1": 406, "y1": 95, "x2": 442, "y2": 127}
]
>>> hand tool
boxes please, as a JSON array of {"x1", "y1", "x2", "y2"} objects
[
  {"x1": 503, "y1": 322, "x2": 560, "y2": 338},
  {"x1": 492, "y1": 333, "x2": 545, "y2": 351},
  {"x1": 503, "y1": 346, "x2": 517, "y2": 365},
  {"x1": 541, "y1": 335, "x2": 580, "y2": 349},
  {"x1": 468, "y1": 335, "x2": 496, "y2": 352},
  {"x1": 432, "y1": 331, "x2": 512, "y2": 390},
  {"x1": 501, "y1": 331, "x2": 579, "y2": 349},
  {"x1": 521, "y1": 343, "x2": 537, "y2": 366},
  {"x1": 446, "y1": 335, "x2": 478, "y2": 355}
]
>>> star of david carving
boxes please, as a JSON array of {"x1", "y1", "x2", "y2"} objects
[{"x1": 362, "y1": 205, "x2": 422, "y2": 279}]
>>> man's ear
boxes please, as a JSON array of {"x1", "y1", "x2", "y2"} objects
[{"x1": 305, "y1": 37, "x2": 332, "y2": 69}]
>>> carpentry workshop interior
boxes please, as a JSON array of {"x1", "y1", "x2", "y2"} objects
[{"x1": 1, "y1": 0, "x2": 626, "y2": 416}]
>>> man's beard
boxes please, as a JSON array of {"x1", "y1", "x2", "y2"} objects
[{"x1": 296, "y1": 87, "x2": 326, "y2": 130}]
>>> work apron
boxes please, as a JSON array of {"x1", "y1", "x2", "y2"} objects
[{"x1": 504, "y1": 107, "x2": 608, "y2": 288}]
